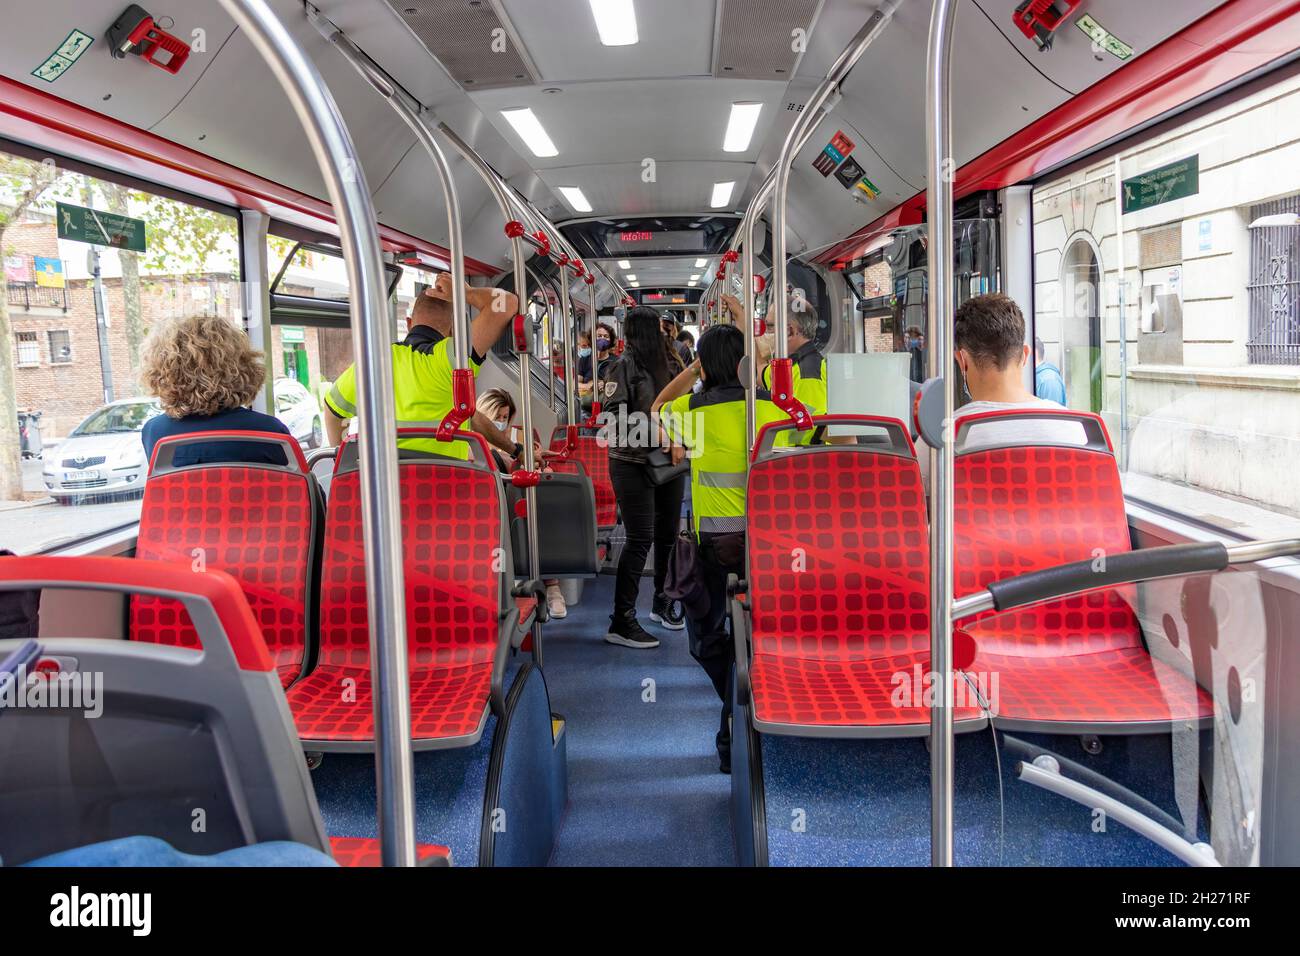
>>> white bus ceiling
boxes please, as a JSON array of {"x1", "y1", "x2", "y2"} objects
[{"x1": 0, "y1": 0, "x2": 1225, "y2": 279}]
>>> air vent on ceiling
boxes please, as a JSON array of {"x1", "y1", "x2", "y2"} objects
[
  {"x1": 714, "y1": 0, "x2": 821, "y2": 80},
  {"x1": 387, "y1": 0, "x2": 538, "y2": 90}
]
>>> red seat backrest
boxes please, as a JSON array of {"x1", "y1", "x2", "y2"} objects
[
  {"x1": 550, "y1": 431, "x2": 615, "y2": 527},
  {"x1": 318, "y1": 460, "x2": 504, "y2": 670},
  {"x1": 953, "y1": 410, "x2": 1140, "y2": 657},
  {"x1": 131, "y1": 437, "x2": 316, "y2": 689},
  {"x1": 748, "y1": 446, "x2": 929, "y2": 661}
]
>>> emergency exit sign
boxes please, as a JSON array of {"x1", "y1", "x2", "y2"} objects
[
  {"x1": 1122, "y1": 156, "x2": 1199, "y2": 214},
  {"x1": 56, "y1": 202, "x2": 147, "y2": 252}
]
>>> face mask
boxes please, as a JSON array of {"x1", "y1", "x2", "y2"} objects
[
  {"x1": 578, "y1": 347, "x2": 592, "y2": 358},
  {"x1": 492, "y1": 419, "x2": 509, "y2": 432},
  {"x1": 596, "y1": 338, "x2": 610, "y2": 351}
]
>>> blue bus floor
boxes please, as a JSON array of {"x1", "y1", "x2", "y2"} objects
[
  {"x1": 542, "y1": 573, "x2": 735, "y2": 867},
  {"x1": 761, "y1": 731, "x2": 1204, "y2": 866}
]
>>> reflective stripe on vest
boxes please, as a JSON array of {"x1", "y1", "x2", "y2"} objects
[
  {"x1": 697, "y1": 469, "x2": 746, "y2": 489},
  {"x1": 697, "y1": 515, "x2": 745, "y2": 533}
]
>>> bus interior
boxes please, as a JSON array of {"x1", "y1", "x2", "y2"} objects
[{"x1": 1, "y1": 0, "x2": 1299, "y2": 873}]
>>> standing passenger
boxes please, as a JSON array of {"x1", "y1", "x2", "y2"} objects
[
  {"x1": 1033, "y1": 336, "x2": 1067, "y2": 406},
  {"x1": 601, "y1": 307, "x2": 687, "y2": 648},
  {"x1": 653, "y1": 324, "x2": 782, "y2": 774},
  {"x1": 322, "y1": 273, "x2": 518, "y2": 459}
]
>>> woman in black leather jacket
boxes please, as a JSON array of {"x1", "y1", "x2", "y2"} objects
[{"x1": 599, "y1": 306, "x2": 687, "y2": 648}]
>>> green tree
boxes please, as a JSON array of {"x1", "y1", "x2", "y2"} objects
[{"x1": 0, "y1": 156, "x2": 64, "y2": 501}]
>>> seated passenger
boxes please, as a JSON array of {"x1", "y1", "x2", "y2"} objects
[
  {"x1": 477, "y1": 386, "x2": 567, "y2": 621},
  {"x1": 139, "y1": 314, "x2": 291, "y2": 468},
  {"x1": 953, "y1": 293, "x2": 1086, "y2": 451},
  {"x1": 653, "y1": 324, "x2": 783, "y2": 774},
  {"x1": 323, "y1": 273, "x2": 518, "y2": 459}
]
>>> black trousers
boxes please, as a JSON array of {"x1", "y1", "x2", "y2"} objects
[
  {"x1": 608, "y1": 456, "x2": 686, "y2": 621},
  {"x1": 687, "y1": 533, "x2": 744, "y2": 758}
]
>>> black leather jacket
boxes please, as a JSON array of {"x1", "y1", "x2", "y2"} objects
[{"x1": 599, "y1": 353, "x2": 661, "y2": 464}]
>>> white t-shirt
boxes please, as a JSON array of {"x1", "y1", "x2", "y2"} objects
[{"x1": 955, "y1": 398, "x2": 1086, "y2": 453}]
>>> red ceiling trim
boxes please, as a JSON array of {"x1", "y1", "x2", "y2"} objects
[
  {"x1": 0, "y1": 75, "x2": 499, "y2": 276},
  {"x1": 820, "y1": 0, "x2": 1300, "y2": 267}
]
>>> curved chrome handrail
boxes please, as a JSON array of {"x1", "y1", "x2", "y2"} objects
[{"x1": 217, "y1": 0, "x2": 415, "y2": 866}]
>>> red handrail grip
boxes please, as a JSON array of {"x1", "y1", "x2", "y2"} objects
[
  {"x1": 512, "y1": 313, "x2": 531, "y2": 353},
  {"x1": 436, "y1": 368, "x2": 478, "y2": 442},
  {"x1": 767, "y1": 358, "x2": 812, "y2": 431},
  {"x1": 147, "y1": 429, "x2": 311, "y2": 475},
  {"x1": 0, "y1": 556, "x2": 273, "y2": 673}
]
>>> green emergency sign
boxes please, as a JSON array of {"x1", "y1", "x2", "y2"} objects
[
  {"x1": 56, "y1": 202, "x2": 147, "y2": 253},
  {"x1": 1121, "y1": 156, "x2": 1199, "y2": 215}
]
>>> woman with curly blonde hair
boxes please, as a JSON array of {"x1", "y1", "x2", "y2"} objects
[{"x1": 140, "y1": 314, "x2": 291, "y2": 467}]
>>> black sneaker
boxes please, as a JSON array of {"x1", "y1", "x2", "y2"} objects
[
  {"x1": 604, "y1": 613, "x2": 660, "y2": 649},
  {"x1": 649, "y1": 593, "x2": 686, "y2": 631}
]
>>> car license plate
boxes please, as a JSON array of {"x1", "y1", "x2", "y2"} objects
[{"x1": 63, "y1": 469, "x2": 101, "y2": 481}]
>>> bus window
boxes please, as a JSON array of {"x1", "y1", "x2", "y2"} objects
[
  {"x1": 1031, "y1": 70, "x2": 1300, "y2": 540},
  {"x1": 0, "y1": 149, "x2": 240, "y2": 553}
]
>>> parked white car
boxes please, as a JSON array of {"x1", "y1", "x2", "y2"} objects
[
  {"x1": 42, "y1": 398, "x2": 161, "y2": 504},
  {"x1": 274, "y1": 378, "x2": 324, "y2": 449}
]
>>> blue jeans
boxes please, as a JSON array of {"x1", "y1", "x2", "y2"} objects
[{"x1": 23, "y1": 836, "x2": 338, "y2": 867}]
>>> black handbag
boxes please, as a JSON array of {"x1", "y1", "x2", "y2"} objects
[
  {"x1": 645, "y1": 448, "x2": 689, "y2": 486},
  {"x1": 664, "y1": 527, "x2": 710, "y2": 620}
]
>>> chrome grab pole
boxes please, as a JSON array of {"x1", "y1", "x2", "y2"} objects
[
  {"x1": 433, "y1": 123, "x2": 543, "y2": 656},
  {"x1": 559, "y1": 271, "x2": 577, "y2": 426},
  {"x1": 925, "y1": 0, "x2": 959, "y2": 868},
  {"x1": 220, "y1": 0, "x2": 415, "y2": 865},
  {"x1": 743, "y1": 215, "x2": 758, "y2": 447},
  {"x1": 772, "y1": 4, "x2": 897, "y2": 363}
]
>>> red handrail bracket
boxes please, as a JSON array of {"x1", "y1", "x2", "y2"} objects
[
  {"x1": 769, "y1": 358, "x2": 812, "y2": 430},
  {"x1": 436, "y1": 367, "x2": 477, "y2": 442}
]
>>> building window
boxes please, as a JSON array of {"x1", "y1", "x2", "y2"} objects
[
  {"x1": 48, "y1": 329, "x2": 72, "y2": 364},
  {"x1": 1141, "y1": 266, "x2": 1182, "y2": 334},
  {"x1": 15, "y1": 331, "x2": 39, "y2": 367},
  {"x1": 1247, "y1": 196, "x2": 1300, "y2": 365}
]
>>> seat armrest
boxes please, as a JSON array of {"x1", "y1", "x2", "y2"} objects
[
  {"x1": 727, "y1": 573, "x2": 751, "y2": 707},
  {"x1": 491, "y1": 607, "x2": 519, "y2": 717},
  {"x1": 512, "y1": 578, "x2": 548, "y2": 625}
]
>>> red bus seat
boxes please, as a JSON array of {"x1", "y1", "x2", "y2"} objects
[
  {"x1": 549, "y1": 427, "x2": 617, "y2": 529},
  {"x1": 0, "y1": 557, "x2": 447, "y2": 867},
  {"x1": 736, "y1": 416, "x2": 985, "y2": 736},
  {"x1": 130, "y1": 431, "x2": 321, "y2": 689},
  {"x1": 286, "y1": 432, "x2": 521, "y2": 750},
  {"x1": 953, "y1": 409, "x2": 1213, "y2": 731}
]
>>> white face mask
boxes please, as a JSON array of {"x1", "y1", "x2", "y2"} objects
[{"x1": 492, "y1": 419, "x2": 510, "y2": 432}]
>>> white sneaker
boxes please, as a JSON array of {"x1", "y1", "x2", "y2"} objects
[{"x1": 546, "y1": 583, "x2": 568, "y2": 619}]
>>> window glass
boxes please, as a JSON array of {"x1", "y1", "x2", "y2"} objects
[
  {"x1": 48, "y1": 329, "x2": 72, "y2": 363},
  {"x1": 0, "y1": 148, "x2": 240, "y2": 552},
  {"x1": 1030, "y1": 71, "x2": 1300, "y2": 538}
]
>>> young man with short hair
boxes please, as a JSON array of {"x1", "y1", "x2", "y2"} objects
[{"x1": 952, "y1": 293, "x2": 1085, "y2": 450}]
